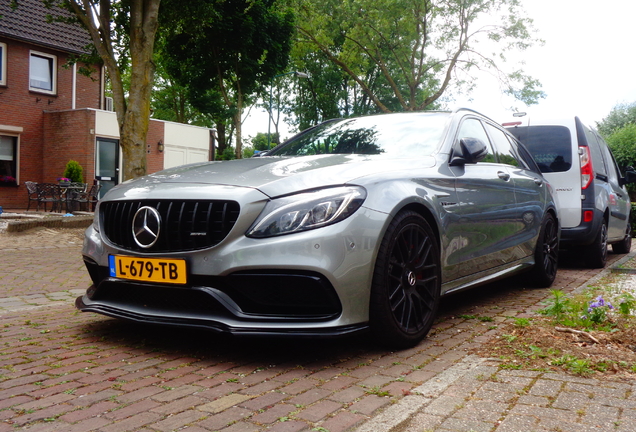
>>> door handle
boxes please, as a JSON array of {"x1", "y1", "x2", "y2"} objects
[
  {"x1": 497, "y1": 171, "x2": 511, "y2": 181},
  {"x1": 534, "y1": 177, "x2": 544, "y2": 186}
]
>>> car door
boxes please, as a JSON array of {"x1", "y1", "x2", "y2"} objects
[
  {"x1": 597, "y1": 136, "x2": 630, "y2": 241},
  {"x1": 484, "y1": 123, "x2": 547, "y2": 259},
  {"x1": 445, "y1": 117, "x2": 518, "y2": 281}
]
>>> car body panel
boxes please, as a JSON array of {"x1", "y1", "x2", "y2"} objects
[{"x1": 78, "y1": 110, "x2": 558, "y2": 338}]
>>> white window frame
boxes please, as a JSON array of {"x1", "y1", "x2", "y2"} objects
[
  {"x1": 29, "y1": 50, "x2": 57, "y2": 94},
  {"x1": 0, "y1": 133, "x2": 20, "y2": 185},
  {"x1": 0, "y1": 42, "x2": 6, "y2": 86}
]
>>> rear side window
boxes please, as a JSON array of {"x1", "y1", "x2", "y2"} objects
[
  {"x1": 583, "y1": 128, "x2": 607, "y2": 177},
  {"x1": 507, "y1": 126, "x2": 572, "y2": 173}
]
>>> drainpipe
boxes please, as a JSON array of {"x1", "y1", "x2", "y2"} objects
[{"x1": 72, "y1": 63, "x2": 77, "y2": 109}]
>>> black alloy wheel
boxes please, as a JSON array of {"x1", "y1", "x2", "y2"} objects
[
  {"x1": 370, "y1": 211, "x2": 440, "y2": 348},
  {"x1": 586, "y1": 221, "x2": 608, "y2": 269},
  {"x1": 612, "y1": 223, "x2": 632, "y2": 254},
  {"x1": 529, "y1": 213, "x2": 559, "y2": 287}
]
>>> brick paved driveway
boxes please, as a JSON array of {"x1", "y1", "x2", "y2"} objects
[{"x1": 0, "y1": 234, "x2": 633, "y2": 432}]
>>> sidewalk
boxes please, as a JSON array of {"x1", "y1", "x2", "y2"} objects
[{"x1": 0, "y1": 229, "x2": 634, "y2": 432}]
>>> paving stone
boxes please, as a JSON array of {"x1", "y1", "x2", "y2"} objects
[
  {"x1": 197, "y1": 393, "x2": 254, "y2": 414},
  {"x1": 195, "y1": 408, "x2": 255, "y2": 430},
  {"x1": 0, "y1": 232, "x2": 632, "y2": 432},
  {"x1": 296, "y1": 400, "x2": 342, "y2": 422}
]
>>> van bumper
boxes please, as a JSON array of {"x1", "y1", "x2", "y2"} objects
[{"x1": 559, "y1": 209, "x2": 603, "y2": 247}]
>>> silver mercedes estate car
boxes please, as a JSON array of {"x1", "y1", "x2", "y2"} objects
[{"x1": 77, "y1": 109, "x2": 559, "y2": 348}]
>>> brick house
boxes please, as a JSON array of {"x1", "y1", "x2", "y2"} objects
[{"x1": 0, "y1": 1, "x2": 214, "y2": 209}]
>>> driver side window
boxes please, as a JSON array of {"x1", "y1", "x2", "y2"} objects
[{"x1": 458, "y1": 118, "x2": 495, "y2": 162}]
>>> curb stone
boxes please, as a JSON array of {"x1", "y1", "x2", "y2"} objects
[{"x1": 351, "y1": 251, "x2": 636, "y2": 432}]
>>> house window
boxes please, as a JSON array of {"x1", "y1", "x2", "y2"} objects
[
  {"x1": 29, "y1": 51, "x2": 57, "y2": 94},
  {"x1": 0, "y1": 135, "x2": 17, "y2": 186},
  {"x1": 0, "y1": 42, "x2": 6, "y2": 86}
]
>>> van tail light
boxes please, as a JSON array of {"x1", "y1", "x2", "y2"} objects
[
  {"x1": 579, "y1": 146, "x2": 593, "y2": 189},
  {"x1": 583, "y1": 210, "x2": 594, "y2": 223}
]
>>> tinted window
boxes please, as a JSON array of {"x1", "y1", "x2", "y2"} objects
[
  {"x1": 0, "y1": 135, "x2": 17, "y2": 182},
  {"x1": 271, "y1": 113, "x2": 449, "y2": 158},
  {"x1": 583, "y1": 128, "x2": 607, "y2": 176},
  {"x1": 507, "y1": 126, "x2": 572, "y2": 173},
  {"x1": 596, "y1": 132, "x2": 620, "y2": 184},
  {"x1": 457, "y1": 118, "x2": 495, "y2": 162},
  {"x1": 485, "y1": 124, "x2": 520, "y2": 167}
]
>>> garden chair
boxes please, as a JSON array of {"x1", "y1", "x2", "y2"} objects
[
  {"x1": 74, "y1": 183, "x2": 101, "y2": 211},
  {"x1": 25, "y1": 181, "x2": 39, "y2": 211},
  {"x1": 36, "y1": 183, "x2": 63, "y2": 212},
  {"x1": 61, "y1": 183, "x2": 87, "y2": 212}
]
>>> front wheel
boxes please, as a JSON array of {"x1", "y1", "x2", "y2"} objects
[
  {"x1": 528, "y1": 213, "x2": 559, "y2": 287},
  {"x1": 370, "y1": 211, "x2": 440, "y2": 349},
  {"x1": 585, "y1": 220, "x2": 608, "y2": 268},
  {"x1": 612, "y1": 223, "x2": 632, "y2": 254}
]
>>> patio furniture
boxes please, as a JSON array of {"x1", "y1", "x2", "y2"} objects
[
  {"x1": 36, "y1": 183, "x2": 63, "y2": 212},
  {"x1": 61, "y1": 183, "x2": 87, "y2": 212},
  {"x1": 73, "y1": 183, "x2": 101, "y2": 212},
  {"x1": 25, "y1": 181, "x2": 39, "y2": 211}
]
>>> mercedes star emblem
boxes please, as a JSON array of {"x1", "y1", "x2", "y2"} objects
[{"x1": 132, "y1": 206, "x2": 161, "y2": 248}]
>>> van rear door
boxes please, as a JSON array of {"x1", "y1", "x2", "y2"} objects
[{"x1": 507, "y1": 124, "x2": 581, "y2": 228}]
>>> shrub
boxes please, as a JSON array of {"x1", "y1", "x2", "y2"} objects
[{"x1": 63, "y1": 160, "x2": 84, "y2": 183}]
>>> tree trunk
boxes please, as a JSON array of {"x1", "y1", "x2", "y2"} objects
[{"x1": 67, "y1": 0, "x2": 160, "y2": 181}]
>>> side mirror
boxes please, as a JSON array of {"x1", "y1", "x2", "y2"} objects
[
  {"x1": 622, "y1": 169, "x2": 636, "y2": 185},
  {"x1": 450, "y1": 137, "x2": 488, "y2": 166}
]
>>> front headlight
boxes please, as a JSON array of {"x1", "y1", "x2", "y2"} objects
[{"x1": 246, "y1": 186, "x2": 367, "y2": 238}]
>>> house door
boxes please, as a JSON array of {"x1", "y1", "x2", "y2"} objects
[{"x1": 96, "y1": 138, "x2": 119, "y2": 199}]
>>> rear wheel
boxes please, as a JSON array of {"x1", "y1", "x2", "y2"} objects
[
  {"x1": 585, "y1": 220, "x2": 608, "y2": 268},
  {"x1": 529, "y1": 213, "x2": 559, "y2": 287},
  {"x1": 370, "y1": 211, "x2": 440, "y2": 349},
  {"x1": 612, "y1": 223, "x2": 632, "y2": 254}
]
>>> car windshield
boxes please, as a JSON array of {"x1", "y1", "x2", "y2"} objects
[{"x1": 268, "y1": 112, "x2": 450, "y2": 158}]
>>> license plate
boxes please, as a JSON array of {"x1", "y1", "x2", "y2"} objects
[{"x1": 109, "y1": 255, "x2": 187, "y2": 284}]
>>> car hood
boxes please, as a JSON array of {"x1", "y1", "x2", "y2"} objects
[{"x1": 112, "y1": 154, "x2": 437, "y2": 198}]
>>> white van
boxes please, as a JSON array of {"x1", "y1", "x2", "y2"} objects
[{"x1": 504, "y1": 115, "x2": 635, "y2": 268}]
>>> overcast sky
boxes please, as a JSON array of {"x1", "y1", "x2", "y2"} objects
[
  {"x1": 451, "y1": 0, "x2": 636, "y2": 126},
  {"x1": 244, "y1": 0, "x2": 636, "y2": 139}
]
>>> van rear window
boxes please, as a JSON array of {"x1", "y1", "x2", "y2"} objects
[{"x1": 506, "y1": 126, "x2": 572, "y2": 173}]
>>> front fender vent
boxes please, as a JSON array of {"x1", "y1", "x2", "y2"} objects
[{"x1": 100, "y1": 200, "x2": 240, "y2": 252}]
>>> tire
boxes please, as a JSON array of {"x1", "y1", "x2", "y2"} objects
[
  {"x1": 585, "y1": 220, "x2": 608, "y2": 268},
  {"x1": 528, "y1": 213, "x2": 559, "y2": 287},
  {"x1": 612, "y1": 223, "x2": 632, "y2": 254},
  {"x1": 370, "y1": 211, "x2": 440, "y2": 349}
]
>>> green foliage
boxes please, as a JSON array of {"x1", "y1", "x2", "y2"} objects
[
  {"x1": 62, "y1": 160, "x2": 84, "y2": 183},
  {"x1": 606, "y1": 124, "x2": 636, "y2": 190},
  {"x1": 606, "y1": 123, "x2": 636, "y2": 167},
  {"x1": 161, "y1": 0, "x2": 296, "y2": 158},
  {"x1": 597, "y1": 101, "x2": 636, "y2": 138},
  {"x1": 292, "y1": 0, "x2": 544, "y2": 122},
  {"x1": 539, "y1": 289, "x2": 634, "y2": 331},
  {"x1": 617, "y1": 293, "x2": 636, "y2": 316},
  {"x1": 217, "y1": 147, "x2": 236, "y2": 161},
  {"x1": 513, "y1": 317, "x2": 531, "y2": 327},
  {"x1": 251, "y1": 132, "x2": 279, "y2": 152},
  {"x1": 539, "y1": 289, "x2": 570, "y2": 320}
]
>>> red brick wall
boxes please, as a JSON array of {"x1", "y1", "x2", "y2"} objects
[
  {"x1": 42, "y1": 110, "x2": 96, "y2": 184},
  {"x1": 0, "y1": 36, "x2": 102, "y2": 209},
  {"x1": 147, "y1": 120, "x2": 165, "y2": 175}
]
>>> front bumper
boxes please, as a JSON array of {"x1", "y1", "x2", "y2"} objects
[
  {"x1": 77, "y1": 205, "x2": 389, "y2": 335},
  {"x1": 75, "y1": 287, "x2": 368, "y2": 338}
]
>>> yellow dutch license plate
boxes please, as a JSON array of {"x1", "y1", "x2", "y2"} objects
[{"x1": 109, "y1": 255, "x2": 187, "y2": 284}]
